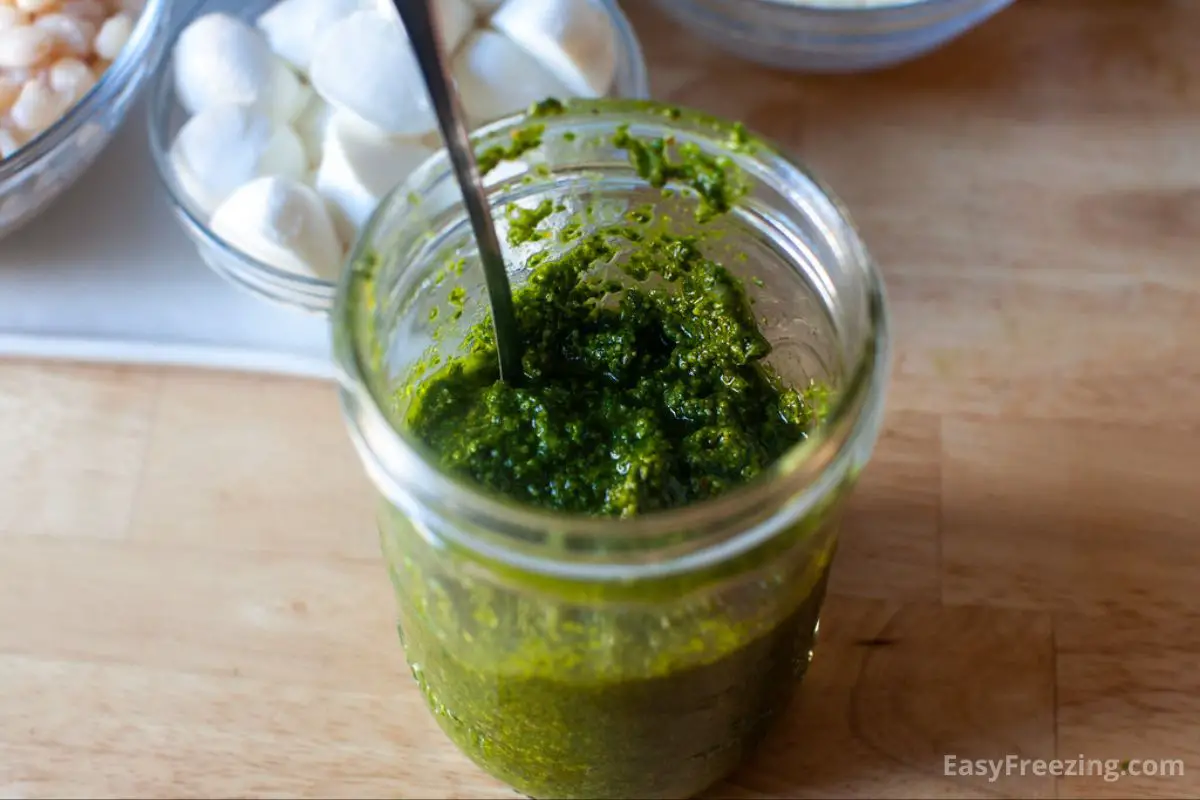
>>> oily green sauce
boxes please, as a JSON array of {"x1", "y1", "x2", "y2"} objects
[
  {"x1": 406, "y1": 229, "x2": 826, "y2": 517},
  {"x1": 611, "y1": 123, "x2": 747, "y2": 223},
  {"x1": 384, "y1": 529, "x2": 834, "y2": 799},
  {"x1": 381, "y1": 103, "x2": 841, "y2": 800}
]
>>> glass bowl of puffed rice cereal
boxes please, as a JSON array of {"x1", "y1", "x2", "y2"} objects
[{"x1": 0, "y1": 0, "x2": 170, "y2": 239}]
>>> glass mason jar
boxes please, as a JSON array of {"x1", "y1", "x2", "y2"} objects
[{"x1": 331, "y1": 99, "x2": 890, "y2": 800}]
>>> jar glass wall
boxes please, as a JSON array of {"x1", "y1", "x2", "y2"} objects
[{"x1": 332, "y1": 99, "x2": 890, "y2": 800}]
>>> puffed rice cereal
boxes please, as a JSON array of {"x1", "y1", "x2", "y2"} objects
[{"x1": 0, "y1": 0, "x2": 142, "y2": 161}]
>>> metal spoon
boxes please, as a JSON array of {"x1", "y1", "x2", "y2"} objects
[{"x1": 386, "y1": 0, "x2": 523, "y2": 384}]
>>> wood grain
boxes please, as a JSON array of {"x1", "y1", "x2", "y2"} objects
[
  {"x1": 3, "y1": 0, "x2": 1200, "y2": 797},
  {"x1": 0, "y1": 363, "x2": 158, "y2": 541},
  {"x1": 127, "y1": 372, "x2": 378, "y2": 559}
]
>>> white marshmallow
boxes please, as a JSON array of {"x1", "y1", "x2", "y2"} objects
[
  {"x1": 315, "y1": 110, "x2": 434, "y2": 245},
  {"x1": 210, "y1": 176, "x2": 345, "y2": 281},
  {"x1": 431, "y1": 0, "x2": 475, "y2": 55},
  {"x1": 310, "y1": 9, "x2": 434, "y2": 136},
  {"x1": 371, "y1": 0, "x2": 475, "y2": 54},
  {"x1": 173, "y1": 13, "x2": 309, "y2": 122},
  {"x1": 9, "y1": 74, "x2": 69, "y2": 134},
  {"x1": 452, "y1": 29, "x2": 571, "y2": 125},
  {"x1": 292, "y1": 94, "x2": 336, "y2": 168},
  {"x1": 93, "y1": 11, "x2": 134, "y2": 61},
  {"x1": 169, "y1": 103, "x2": 307, "y2": 216},
  {"x1": 255, "y1": 0, "x2": 364, "y2": 74},
  {"x1": 491, "y1": 0, "x2": 616, "y2": 97},
  {"x1": 34, "y1": 13, "x2": 98, "y2": 59},
  {"x1": 0, "y1": 25, "x2": 56, "y2": 69},
  {"x1": 48, "y1": 57, "x2": 96, "y2": 103}
]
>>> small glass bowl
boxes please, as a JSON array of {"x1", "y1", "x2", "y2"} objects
[
  {"x1": 652, "y1": 0, "x2": 1016, "y2": 72},
  {"x1": 147, "y1": 0, "x2": 651, "y2": 316},
  {"x1": 0, "y1": 0, "x2": 172, "y2": 240}
]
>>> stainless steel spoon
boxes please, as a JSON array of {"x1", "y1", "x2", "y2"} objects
[{"x1": 386, "y1": 0, "x2": 524, "y2": 384}]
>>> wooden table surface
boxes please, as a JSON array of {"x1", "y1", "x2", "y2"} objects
[{"x1": 4, "y1": 1, "x2": 1200, "y2": 797}]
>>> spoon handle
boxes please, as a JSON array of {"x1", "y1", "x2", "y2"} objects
[{"x1": 388, "y1": 0, "x2": 524, "y2": 384}]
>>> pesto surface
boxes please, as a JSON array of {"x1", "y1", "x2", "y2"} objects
[
  {"x1": 406, "y1": 230, "x2": 825, "y2": 517},
  {"x1": 407, "y1": 106, "x2": 821, "y2": 517},
  {"x1": 382, "y1": 102, "x2": 841, "y2": 800}
]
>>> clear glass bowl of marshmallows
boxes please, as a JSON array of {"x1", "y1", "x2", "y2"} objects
[
  {"x1": 0, "y1": 0, "x2": 170, "y2": 239},
  {"x1": 147, "y1": 0, "x2": 649, "y2": 314}
]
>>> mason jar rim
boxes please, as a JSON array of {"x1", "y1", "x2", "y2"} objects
[{"x1": 331, "y1": 99, "x2": 891, "y2": 580}]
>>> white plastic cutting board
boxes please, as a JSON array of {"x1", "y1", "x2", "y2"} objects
[
  {"x1": 0, "y1": 0, "x2": 333, "y2": 379},
  {"x1": 0, "y1": 99, "x2": 335, "y2": 380}
]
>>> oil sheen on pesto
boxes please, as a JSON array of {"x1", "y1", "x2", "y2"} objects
[
  {"x1": 406, "y1": 106, "x2": 822, "y2": 516},
  {"x1": 383, "y1": 101, "x2": 839, "y2": 800},
  {"x1": 407, "y1": 226, "x2": 825, "y2": 516}
]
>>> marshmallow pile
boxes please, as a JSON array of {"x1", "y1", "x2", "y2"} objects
[
  {"x1": 0, "y1": 0, "x2": 143, "y2": 160},
  {"x1": 169, "y1": 0, "x2": 618, "y2": 283}
]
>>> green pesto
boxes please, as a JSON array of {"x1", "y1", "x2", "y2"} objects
[
  {"x1": 384, "y1": 506, "x2": 837, "y2": 799},
  {"x1": 406, "y1": 230, "x2": 825, "y2": 517},
  {"x1": 382, "y1": 106, "x2": 842, "y2": 800},
  {"x1": 612, "y1": 124, "x2": 747, "y2": 223},
  {"x1": 529, "y1": 97, "x2": 567, "y2": 118},
  {"x1": 505, "y1": 199, "x2": 558, "y2": 247},
  {"x1": 477, "y1": 124, "x2": 546, "y2": 176},
  {"x1": 447, "y1": 286, "x2": 467, "y2": 321}
]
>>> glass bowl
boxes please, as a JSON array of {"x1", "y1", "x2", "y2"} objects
[
  {"x1": 652, "y1": 0, "x2": 1016, "y2": 72},
  {"x1": 147, "y1": 0, "x2": 651, "y2": 316},
  {"x1": 0, "y1": 0, "x2": 172, "y2": 240}
]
